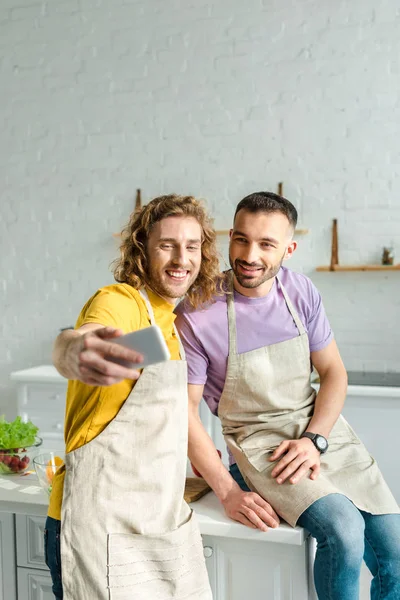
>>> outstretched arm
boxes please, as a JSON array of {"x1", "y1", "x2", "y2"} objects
[{"x1": 53, "y1": 323, "x2": 143, "y2": 385}]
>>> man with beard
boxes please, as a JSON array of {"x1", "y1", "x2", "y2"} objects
[
  {"x1": 47, "y1": 195, "x2": 217, "y2": 600},
  {"x1": 175, "y1": 191, "x2": 400, "y2": 600}
]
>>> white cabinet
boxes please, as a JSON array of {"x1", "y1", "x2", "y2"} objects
[
  {"x1": 202, "y1": 535, "x2": 309, "y2": 600},
  {"x1": 15, "y1": 514, "x2": 53, "y2": 599},
  {"x1": 17, "y1": 568, "x2": 54, "y2": 600},
  {"x1": 16, "y1": 515, "x2": 48, "y2": 570},
  {"x1": 0, "y1": 511, "x2": 53, "y2": 600},
  {"x1": 196, "y1": 493, "x2": 310, "y2": 600},
  {"x1": 11, "y1": 367, "x2": 67, "y2": 452},
  {"x1": 18, "y1": 383, "x2": 65, "y2": 440},
  {"x1": 0, "y1": 512, "x2": 17, "y2": 600}
]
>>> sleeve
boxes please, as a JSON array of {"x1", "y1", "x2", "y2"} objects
[
  {"x1": 175, "y1": 312, "x2": 209, "y2": 386},
  {"x1": 306, "y1": 283, "x2": 334, "y2": 353},
  {"x1": 76, "y1": 288, "x2": 141, "y2": 333}
]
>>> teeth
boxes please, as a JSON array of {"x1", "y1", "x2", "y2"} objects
[{"x1": 167, "y1": 271, "x2": 187, "y2": 279}]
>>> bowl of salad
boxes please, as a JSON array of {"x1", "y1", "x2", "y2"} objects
[
  {"x1": 33, "y1": 452, "x2": 65, "y2": 496},
  {"x1": 0, "y1": 416, "x2": 42, "y2": 474}
]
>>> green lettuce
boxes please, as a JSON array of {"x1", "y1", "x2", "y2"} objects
[{"x1": 0, "y1": 416, "x2": 39, "y2": 449}]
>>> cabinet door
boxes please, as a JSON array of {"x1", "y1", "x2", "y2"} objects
[
  {"x1": 209, "y1": 536, "x2": 309, "y2": 600},
  {"x1": 202, "y1": 536, "x2": 217, "y2": 598},
  {"x1": 17, "y1": 567, "x2": 54, "y2": 600},
  {"x1": 16, "y1": 515, "x2": 48, "y2": 570},
  {"x1": 0, "y1": 512, "x2": 17, "y2": 600}
]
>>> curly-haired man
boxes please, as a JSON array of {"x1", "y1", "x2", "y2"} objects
[{"x1": 47, "y1": 195, "x2": 218, "y2": 600}]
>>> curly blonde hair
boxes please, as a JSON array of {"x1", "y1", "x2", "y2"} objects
[{"x1": 113, "y1": 194, "x2": 222, "y2": 308}]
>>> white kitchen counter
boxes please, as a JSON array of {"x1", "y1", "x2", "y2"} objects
[
  {"x1": 10, "y1": 365, "x2": 66, "y2": 384},
  {"x1": 0, "y1": 473, "x2": 305, "y2": 545}
]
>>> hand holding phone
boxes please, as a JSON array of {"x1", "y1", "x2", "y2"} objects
[{"x1": 107, "y1": 325, "x2": 170, "y2": 369}]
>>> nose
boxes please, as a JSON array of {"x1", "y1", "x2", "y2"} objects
[
  {"x1": 241, "y1": 243, "x2": 260, "y2": 265},
  {"x1": 171, "y1": 245, "x2": 188, "y2": 265}
]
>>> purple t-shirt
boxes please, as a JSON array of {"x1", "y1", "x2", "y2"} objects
[{"x1": 175, "y1": 267, "x2": 333, "y2": 415}]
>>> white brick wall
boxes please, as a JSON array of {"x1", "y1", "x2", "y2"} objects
[{"x1": 1, "y1": 0, "x2": 399, "y2": 415}]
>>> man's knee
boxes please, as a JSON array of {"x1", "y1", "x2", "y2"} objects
[{"x1": 304, "y1": 494, "x2": 365, "y2": 565}]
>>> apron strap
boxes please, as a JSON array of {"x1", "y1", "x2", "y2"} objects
[
  {"x1": 139, "y1": 288, "x2": 186, "y2": 360},
  {"x1": 226, "y1": 270, "x2": 306, "y2": 356},
  {"x1": 276, "y1": 277, "x2": 306, "y2": 335},
  {"x1": 173, "y1": 323, "x2": 186, "y2": 360},
  {"x1": 226, "y1": 273, "x2": 238, "y2": 356},
  {"x1": 139, "y1": 288, "x2": 156, "y2": 325}
]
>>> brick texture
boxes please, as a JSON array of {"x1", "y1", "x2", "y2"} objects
[{"x1": 1, "y1": 0, "x2": 399, "y2": 415}]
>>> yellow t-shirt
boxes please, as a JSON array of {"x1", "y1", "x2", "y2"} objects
[{"x1": 48, "y1": 283, "x2": 180, "y2": 520}]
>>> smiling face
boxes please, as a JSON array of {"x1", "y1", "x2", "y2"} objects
[
  {"x1": 146, "y1": 215, "x2": 202, "y2": 303},
  {"x1": 229, "y1": 209, "x2": 297, "y2": 297}
]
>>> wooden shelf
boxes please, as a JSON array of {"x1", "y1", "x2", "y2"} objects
[{"x1": 316, "y1": 264, "x2": 400, "y2": 272}]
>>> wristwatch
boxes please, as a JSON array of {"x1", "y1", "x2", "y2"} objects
[{"x1": 301, "y1": 432, "x2": 328, "y2": 454}]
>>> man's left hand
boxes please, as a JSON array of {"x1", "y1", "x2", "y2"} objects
[{"x1": 269, "y1": 438, "x2": 320, "y2": 485}]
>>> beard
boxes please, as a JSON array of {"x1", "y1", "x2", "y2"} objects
[{"x1": 229, "y1": 252, "x2": 286, "y2": 289}]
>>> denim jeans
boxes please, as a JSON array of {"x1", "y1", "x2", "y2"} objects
[
  {"x1": 44, "y1": 516, "x2": 63, "y2": 600},
  {"x1": 230, "y1": 463, "x2": 400, "y2": 600}
]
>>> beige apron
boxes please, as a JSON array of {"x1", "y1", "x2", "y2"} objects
[
  {"x1": 61, "y1": 289, "x2": 212, "y2": 600},
  {"x1": 218, "y1": 274, "x2": 399, "y2": 527}
]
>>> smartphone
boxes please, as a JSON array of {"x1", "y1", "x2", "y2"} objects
[{"x1": 107, "y1": 325, "x2": 170, "y2": 369}]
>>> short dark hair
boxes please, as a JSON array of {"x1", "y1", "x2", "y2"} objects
[{"x1": 234, "y1": 191, "x2": 298, "y2": 231}]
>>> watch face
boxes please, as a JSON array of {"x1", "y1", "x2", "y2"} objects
[{"x1": 316, "y1": 435, "x2": 328, "y2": 451}]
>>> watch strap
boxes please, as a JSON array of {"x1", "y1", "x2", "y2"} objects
[
  {"x1": 301, "y1": 432, "x2": 317, "y2": 442},
  {"x1": 301, "y1": 431, "x2": 328, "y2": 453}
]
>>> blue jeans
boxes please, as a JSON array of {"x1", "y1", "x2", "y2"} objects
[
  {"x1": 230, "y1": 463, "x2": 400, "y2": 600},
  {"x1": 44, "y1": 516, "x2": 63, "y2": 600}
]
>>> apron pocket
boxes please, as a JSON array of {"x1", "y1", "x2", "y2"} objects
[
  {"x1": 107, "y1": 510, "x2": 210, "y2": 600},
  {"x1": 328, "y1": 415, "x2": 360, "y2": 445},
  {"x1": 323, "y1": 415, "x2": 369, "y2": 471},
  {"x1": 239, "y1": 445, "x2": 278, "y2": 473}
]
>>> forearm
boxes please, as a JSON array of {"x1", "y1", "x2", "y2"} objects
[
  {"x1": 307, "y1": 366, "x2": 348, "y2": 438},
  {"x1": 188, "y1": 411, "x2": 240, "y2": 502}
]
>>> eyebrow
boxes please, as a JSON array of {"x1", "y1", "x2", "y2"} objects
[
  {"x1": 158, "y1": 237, "x2": 202, "y2": 244},
  {"x1": 232, "y1": 230, "x2": 279, "y2": 245}
]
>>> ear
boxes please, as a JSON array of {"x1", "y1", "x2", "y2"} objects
[
  {"x1": 284, "y1": 240, "x2": 297, "y2": 260},
  {"x1": 229, "y1": 228, "x2": 233, "y2": 239}
]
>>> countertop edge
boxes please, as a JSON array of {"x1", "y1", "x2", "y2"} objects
[
  {"x1": 0, "y1": 481, "x2": 305, "y2": 546},
  {"x1": 312, "y1": 383, "x2": 400, "y2": 398}
]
